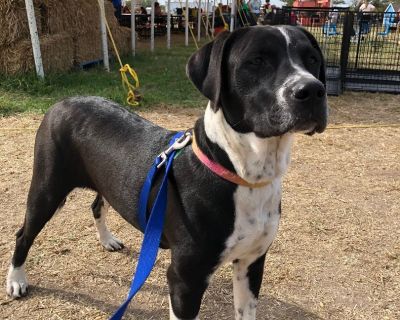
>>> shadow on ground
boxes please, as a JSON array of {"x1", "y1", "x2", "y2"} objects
[{"x1": 3, "y1": 284, "x2": 321, "y2": 320}]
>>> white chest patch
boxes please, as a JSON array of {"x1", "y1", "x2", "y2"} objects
[
  {"x1": 204, "y1": 104, "x2": 294, "y2": 264},
  {"x1": 222, "y1": 182, "x2": 282, "y2": 264}
]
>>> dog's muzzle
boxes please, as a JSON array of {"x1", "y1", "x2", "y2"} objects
[{"x1": 289, "y1": 79, "x2": 328, "y2": 134}]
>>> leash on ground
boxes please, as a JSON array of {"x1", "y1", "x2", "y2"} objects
[{"x1": 109, "y1": 131, "x2": 191, "y2": 320}]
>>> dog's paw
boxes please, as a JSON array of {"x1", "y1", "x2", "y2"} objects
[
  {"x1": 98, "y1": 232, "x2": 124, "y2": 251},
  {"x1": 6, "y1": 264, "x2": 28, "y2": 299}
]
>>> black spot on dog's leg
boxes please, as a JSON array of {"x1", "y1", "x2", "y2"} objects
[{"x1": 91, "y1": 194, "x2": 104, "y2": 219}]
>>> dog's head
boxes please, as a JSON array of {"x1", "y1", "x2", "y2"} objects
[{"x1": 187, "y1": 26, "x2": 328, "y2": 137}]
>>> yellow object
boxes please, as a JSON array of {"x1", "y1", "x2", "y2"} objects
[
  {"x1": 120, "y1": 64, "x2": 140, "y2": 106},
  {"x1": 98, "y1": 0, "x2": 140, "y2": 106},
  {"x1": 177, "y1": 0, "x2": 199, "y2": 49},
  {"x1": 217, "y1": 4, "x2": 229, "y2": 31}
]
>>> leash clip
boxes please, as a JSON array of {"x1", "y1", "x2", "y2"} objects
[{"x1": 157, "y1": 132, "x2": 192, "y2": 168}]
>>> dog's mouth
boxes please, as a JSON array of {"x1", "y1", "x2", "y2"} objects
[
  {"x1": 291, "y1": 105, "x2": 328, "y2": 135},
  {"x1": 289, "y1": 115, "x2": 327, "y2": 135}
]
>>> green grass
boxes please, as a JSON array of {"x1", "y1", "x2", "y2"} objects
[{"x1": 0, "y1": 44, "x2": 207, "y2": 116}]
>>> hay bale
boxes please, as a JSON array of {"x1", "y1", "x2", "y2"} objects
[
  {"x1": 0, "y1": 0, "x2": 132, "y2": 72},
  {"x1": 104, "y1": 1, "x2": 131, "y2": 57},
  {"x1": 46, "y1": 0, "x2": 98, "y2": 36},
  {"x1": 0, "y1": 0, "x2": 43, "y2": 47},
  {"x1": 41, "y1": 33, "x2": 74, "y2": 72},
  {"x1": 75, "y1": 32, "x2": 103, "y2": 65},
  {"x1": 0, "y1": 33, "x2": 74, "y2": 74},
  {"x1": 74, "y1": 1, "x2": 132, "y2": 64}
]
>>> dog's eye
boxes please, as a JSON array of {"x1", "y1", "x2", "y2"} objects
[
  {"x1": 308, "y1": 56, "x2": 318, "y2": 65},
  {"x1": 251, "y1": 57, "x2": 264, "y2": 65}
]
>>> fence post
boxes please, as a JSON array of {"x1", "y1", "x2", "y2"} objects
[
  {"x1": 197, "y1": 0, "x2": 202, "y2": 41},
  {"x1": 99, "y1": 0, "x2": 110, "y2": 72},
  {"x1": 185, "y1": 0, "x2": 189, "y2": 46},
  {"x1": 340, "y1": 11, "x2": 353, "y2": 93},
  {"x1": 151, "y1": 0, "x2": 155, "y2": 52},
  {"x1": 167, "y1": 0, "x2": 171, "y2": 49},
  {"x1": 131, "y1": 0, "x2": 136, "y2": 56},
  {"x1": 25, "y1": 0, "x2": 45, "y2": 79},
  {"x1": 230, "y1": 0, "x2": 236, "y2": 31}
]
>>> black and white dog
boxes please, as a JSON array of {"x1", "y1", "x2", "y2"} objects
[{"x1": 6, "y1": 26, "x2": 327, "y2": 319}]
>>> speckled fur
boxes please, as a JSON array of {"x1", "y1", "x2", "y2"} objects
[{"x1": 204, "y1": 104, "x2": 293, "y2": 319}]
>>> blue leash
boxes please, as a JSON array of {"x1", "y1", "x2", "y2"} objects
[{"x1": 110, "y1": 131, "x2": 190, "y2": 320}]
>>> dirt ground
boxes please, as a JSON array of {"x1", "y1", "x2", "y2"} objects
[{"x1": 0, "y1": 92, "x2": 399, "y2": 319}]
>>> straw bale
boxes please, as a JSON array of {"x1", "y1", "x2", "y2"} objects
[
  {"x1": 0, "y1": 0, "x2": 132, "y2": 71},
  {"x1": 41, "y1": 33, "x2": 74, "y2": 72},
  {"x1": 0, "y1": 33, "x2": 74, "y2": 74},
  {"x1": 73, "y1": 1, "x2": 131, "y2": 64},
  {"x1": 104, "y1": 1, "x2": 131, "y2": 57},
  {"x1": 74, "y1": 32, "x2": 103, "y2": 65},
  {"x1": 0, "y1": 0, "x2": 43, "y2": 47},
  {"x1": 112, "y1": 26, "x2": 131, "y2": 57},
  {"x1": 46, "y1": 0, "x2": 99, "y2": 36}
]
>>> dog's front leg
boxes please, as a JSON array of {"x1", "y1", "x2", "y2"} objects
[
  {"x1": 232, "y1": 254, "x2": 266, "y2": 320},
  {"x1": 167, "y1": 256, "x2": 214, "y2": 320}
]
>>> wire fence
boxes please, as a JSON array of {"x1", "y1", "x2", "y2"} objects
[{"x1": 117, "y1": 6, "x2": 400, "y2": 95}]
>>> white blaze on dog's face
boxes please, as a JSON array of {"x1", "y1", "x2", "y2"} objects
[{"x1": 187, "y1": 25, "x2": 328, "y2": 138}]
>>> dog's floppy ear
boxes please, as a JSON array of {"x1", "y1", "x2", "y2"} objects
[
  {"x1": 186, "y1": 31, "x2": 231, "y2": 109},
  {"x1": 298, "y1": 27, "x2": 326, "y2": 88}
]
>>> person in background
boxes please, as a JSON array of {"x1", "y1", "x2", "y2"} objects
[
  {"x1": 238, "y1": 0, "x2": 256, "y2": 26},
  {"x1": 154, "y1": 2, "x2": 162, "y2": 16},
  {"x1": 139, "y1": 6, "x2": 148, "y2": 25},
  {"x1": 122, "y1": 4, "x2": 131, "y2": 14},
  {"x1": 358, "y1": 0, "x2": 375, "y2": 34},
  {"x1": 140, "y1": 6, "x2": 147, "y2": 15},
  {"x1": 263, "y1": 0, "x2": 273, "y2": 25},
  {"x1": 263, "y1": 0, "x2": 272, "y2": 14},
  {"x1": 110, "y1": 0, "x2": 122, "y2": 20},
  {"x1": 248, "y1": 0, "x2": 262, "y2": 22},
  {"x1": 359, "y1": 0, "x2": 375, "y2": 13},
  {"x1": 328, "y1": 9, "x2": 339, "y2": 24}
]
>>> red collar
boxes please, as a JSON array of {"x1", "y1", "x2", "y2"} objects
[{"x1": 191, "y1": 134, "x2": 271, "y2": 188}]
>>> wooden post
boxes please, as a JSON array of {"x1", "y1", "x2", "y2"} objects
[
  {"x1": 167, "y1": 0, "x2": 171, "y2": 49},
  {"x1": 205, "y1": 0, "x2": 210, "y2": 38},
  {"x1": 151, "y1": 1, "x2": 155, "y2": 52},
  {"x1": 24, "y1": 0, "x2": 44, "y2": 78},
  {"x1": 211, "y1": 0, "x2": 216, "y2": 37},
  {"x1": 99, "y1": 0, "x2": 110, "y2": 71},
  {"x1": 230, "y1": 0, "x2": 236, "y2": 32},
  {"x1": 197, "y1": 0, "x2": 202, "y2": 41},
  {"x1": 185, "y1": 0, "x2": 189, "y2": 46},
  {"x1": 131, "y1": 0, "x2": 136, "y2": 56}
]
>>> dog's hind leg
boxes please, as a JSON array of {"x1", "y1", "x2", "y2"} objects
[
  {"x1": 232, "y1": 254, "x2": 266, "y2": 320},
  {"x1": 91, "y1": 194, "x2": 124, "y2": 251},
  {"x1": 6, "y1": 167, "x2": 71, "y2": 299}
]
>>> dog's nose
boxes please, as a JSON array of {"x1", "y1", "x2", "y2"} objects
[{"x1": 292, "y1": 81, "x2": 325, "y2": 102}]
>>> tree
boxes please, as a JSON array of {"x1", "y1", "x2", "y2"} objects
[{"x1": 280, "y1": 0, "x2": 295, "y2": 7}]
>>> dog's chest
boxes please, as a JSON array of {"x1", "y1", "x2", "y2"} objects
[{"x1": 221, "y1": 181, "x2": 281, "y2": 264}]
